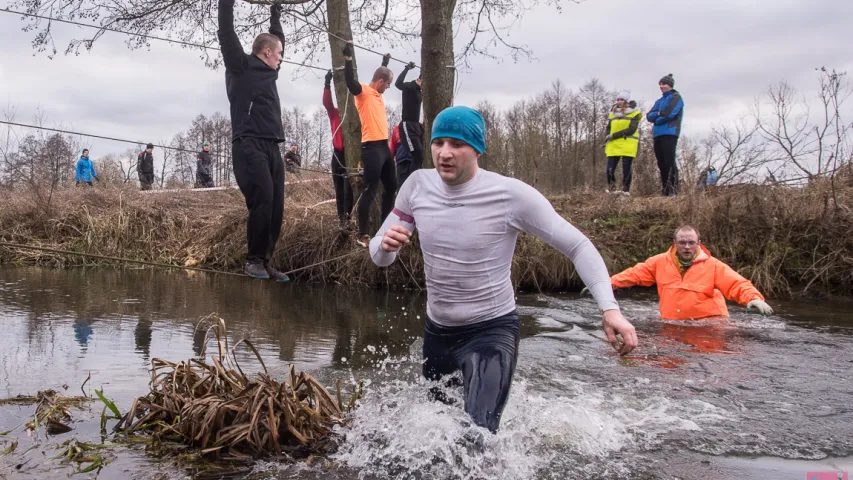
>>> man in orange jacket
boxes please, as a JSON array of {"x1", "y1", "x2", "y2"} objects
[{"x1": 608, "y1": 225, "x2": 773, "y2": 320}]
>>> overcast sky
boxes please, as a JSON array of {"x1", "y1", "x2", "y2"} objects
[{"x1": 1, "y1": 0, "x2": 851, "y2": 162}]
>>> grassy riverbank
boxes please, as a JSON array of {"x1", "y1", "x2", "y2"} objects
[{"x1": 1, "y1": 178, "x2": 851, "y2": 297}]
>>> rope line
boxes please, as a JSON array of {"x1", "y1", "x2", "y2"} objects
[
  {"x1": 0, "y1": 119, "x2": 196, "y2": 154},
  {"x1": 0, "y1": 241, "x2": 366, "y2": 278},
  {"x1": 0, "y1": 7, "x2": 329, "y2": 72},
  {"x1": 1, "y1": 118, "x2": 353, "y2": 179}
]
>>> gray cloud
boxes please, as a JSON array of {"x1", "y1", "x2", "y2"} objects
[{"x1": 1, "y1": 0, "x2": 851, "y2": 165}]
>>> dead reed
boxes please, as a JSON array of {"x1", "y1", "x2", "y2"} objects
[
  {"x1": 1, "y1": 179, "x2": 851, "y2": 297},
  {"x1": 116, "y1": 317, "x2": 361, "y2": 459}
]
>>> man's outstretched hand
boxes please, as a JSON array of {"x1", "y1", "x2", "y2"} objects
[
  {"x1": 342, "y1": 42, "x2": 353, "y2": 59},
  {"x1": 602, "y1": 309, "x2": 638, "y2": 356}
]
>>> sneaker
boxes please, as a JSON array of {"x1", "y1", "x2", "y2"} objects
[
  {"x1": 622, "y1": 191, "x2": 631, "y2": 196},
  {"x1": 244, "y1": 262, "x2": 270, "y2": 279},
  {"x1": 356, "y1": 234, "x2": 371, "y2": 248},
  {"x1": 265, "y1": 265, "x2": 290, "y2": 283}
]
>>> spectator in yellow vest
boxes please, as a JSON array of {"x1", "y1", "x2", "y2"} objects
[{"x1": 604, "y1": 90, "x2": 641, "y2": 195}]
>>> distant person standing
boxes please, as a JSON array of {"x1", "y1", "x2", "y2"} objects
[
  {"x1": 322, "y1": 70, "x2": 354, "y2": 227},
  {"x1": 137, "y1": 143, "x2": 155, "y2": 191},
  {"x1": 394, "y1": 61, "x2": 424, "y2": 187},
  {"x1": 646, "y1": 74, "x2": 684, "y2": 197},
  {"x1": 603, "y1": 90, "x2": 641, "y2": 195},
  {"x1": 284, "y1": 142, "x2": 302, "y2": 174},
  {"x1": 218, "y1": 0, "x2": 289, "y2": 281},
  {"x1": 75, "y1": 149, "x2": 99, "y2": 186},
  {"x1": 696, "y1": 166, "x2": 719, "y2": 191},
  {"x1": 196, "y1": 141, "x2": 216, "y2": 188}
]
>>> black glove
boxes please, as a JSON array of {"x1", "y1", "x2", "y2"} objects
[
  {"x1": 382, "y1": 53, "x2": 391, "y2": 67},
  {"x1": 325, "y1": 70, "x2": 333, "y2": 88},
  {"x1": 406, "y1": 61, "x2": 416, "y2": 70},
  {"x1": 270, "y1": 2, "x2": 282, "y2": 17},
  {"x1": 342, "y1": 42, "x2": 353, "y2": 57}
]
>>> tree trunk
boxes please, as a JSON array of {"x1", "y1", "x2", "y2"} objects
[
  {"x1": 420, "y1": 0, "x2": 457, "y2": 167},
  {"x1": 326, "y1": 0, "x2": 362, "y2": 176}
]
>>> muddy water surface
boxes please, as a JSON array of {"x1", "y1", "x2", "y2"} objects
[{"x1": 1, "y1": 267, "x2": 852, "y2": 480}]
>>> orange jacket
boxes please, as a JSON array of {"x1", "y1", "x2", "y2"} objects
[{"x1": 611, "y1": 245, "x2": 764, "y2": 320}]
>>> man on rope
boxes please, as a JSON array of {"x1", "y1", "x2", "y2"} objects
[
  {"x1": 137, "y1": 143, "x2": 155, "y2": 191},
  {"x1": 195, "y1": 141, "x2": 216, "y2": 188},
  {"x1": 390, "y1": 123, "x2": 414, "y2": 189},
  {"x1": 608, "y1": 225, "x2": 773, "y2": 319},
  {"x1": 342, "y1": 42, "x2": 397, "y2": 248},
  {"x1": 369, "y1": 106, "x2": 638, "y2": 433},
  {"x1": 394, "y1": 61, "x2": 424, "y2": 187},
  {"x1": 323, "y1": 70, "x2": 354, "y2": 228},
  {"x1": 218, "y1": 0, "x2": 289, "y2": 281}
]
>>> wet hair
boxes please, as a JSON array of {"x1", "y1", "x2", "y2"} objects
[
  {"x1": 252, "y1": 33, "x2": 282, "y2": 56},
  {"x1": 372, "y1": 66, "x2": 393, "y2": 84},
  {"x1": 674, "y1": 225, "x2": 700, "y2": 241}
]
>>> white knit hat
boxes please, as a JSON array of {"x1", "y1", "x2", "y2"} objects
[{"x1": 616, "y1": 89, "x2": 631, "y2": 101}]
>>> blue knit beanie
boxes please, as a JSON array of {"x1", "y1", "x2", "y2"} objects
[{"x1": 430, "y1": 106, "x2": 486, "y2": 154}]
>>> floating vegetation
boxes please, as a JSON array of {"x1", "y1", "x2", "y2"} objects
[
  {"x1": 54, "y1": 439, "x2": 116, "y2": 474},
  {"x1": 116, "y1": 317, "x2": 362, "y2": 460},
  {"x1": 0, "y1": 389, "x2": 91, "y2": 436}
]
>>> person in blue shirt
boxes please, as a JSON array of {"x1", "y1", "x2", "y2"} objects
[
  {"x1": 696, "y1": 166, "x2": 719, "y2": 191},
  {"x1": 75, "y1": 149, "x2": 99, "y2": 186},
  {"x1": 646, "y1": 74, "x2": 684, "y2": 197}
]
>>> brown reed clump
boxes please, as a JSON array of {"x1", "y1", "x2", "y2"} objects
[{"x1": 116, "y1": 317, "x2": 361, "y2": 460}]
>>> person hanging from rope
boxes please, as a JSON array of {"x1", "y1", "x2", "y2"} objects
[
  {"x1": 75, "y1": 149, "x2": 99, "y2": 186},
  {"x1": 195, "y1": 141, "x2": 216, "y2": 188},
  {"x1": 394, "y1": 61, "x2": 424, "y2": 187},
  {"x1": 342, "y1": 42, "x2": 397, "y2": 248},
  {"x1": 218, "y1": 0, "x2": 289, "y2": 281},
  {"x1": 137, "y1": 144, "x2": 155, "y2": 191},
  {"x1": 369, "y1": 106, "x2": 638, "y2": 433},
  {"x1": 323, "y1": 69, "x2": 354, "y2": 228}
]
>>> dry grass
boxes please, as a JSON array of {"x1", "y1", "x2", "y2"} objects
[
  {"x1": 116, "y1": 317, "x2": 361, "y2": 460},
  {"x1": 1, "y1": 178, "x2": 851, "y2": 297}
]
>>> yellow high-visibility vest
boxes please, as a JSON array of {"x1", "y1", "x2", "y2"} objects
[{"x1": 604, "y1": 109, "x2": 641, "y2": 158}]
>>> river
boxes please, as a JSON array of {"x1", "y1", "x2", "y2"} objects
[{"x1": 0, "y1": 267, "x2": 851, "y2": 479}]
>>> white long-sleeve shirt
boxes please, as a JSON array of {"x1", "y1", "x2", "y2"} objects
[{"x1": 370, "y1": 168, "x2": 619, "y2": 327}]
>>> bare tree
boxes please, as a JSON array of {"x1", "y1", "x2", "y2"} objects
[
  {"x1": 755, "y1": 68, "x2": 852, "y2": 181},
  {"x1": 704, "y1": 119, "x2": 770, "y2": 185}
]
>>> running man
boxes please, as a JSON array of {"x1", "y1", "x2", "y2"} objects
[
  {"x1": 342, "y1": 42, "x2": 397, "y2": 247},
  {"x1": 218, "y1": 0, "x2": 289, "y2": 281},
  {"x1": 395, "y1": 61, "x2": 424, "y2": 186},
  {"x1": 369, "y1": 106, "x2": 638, "y2": 432}
]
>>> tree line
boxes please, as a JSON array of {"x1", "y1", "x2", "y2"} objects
[{"x1": 1, "y1": 69, "x2": 850, "y2": 198}]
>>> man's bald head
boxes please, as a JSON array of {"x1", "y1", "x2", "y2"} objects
[
  {"x1": 371, "y1": 67, "x2": 394, "y2": 93},
  {"x1": 673, "y1": 225, "x2": 700, "y2": 241}
]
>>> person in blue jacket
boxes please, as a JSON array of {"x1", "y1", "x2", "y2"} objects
[
  {"x1": 646, "y1": 74, "x2": 684, "y2": 197},
  {"x1": 75, "y1": 149, "x2": 99, "y2": 186}
]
